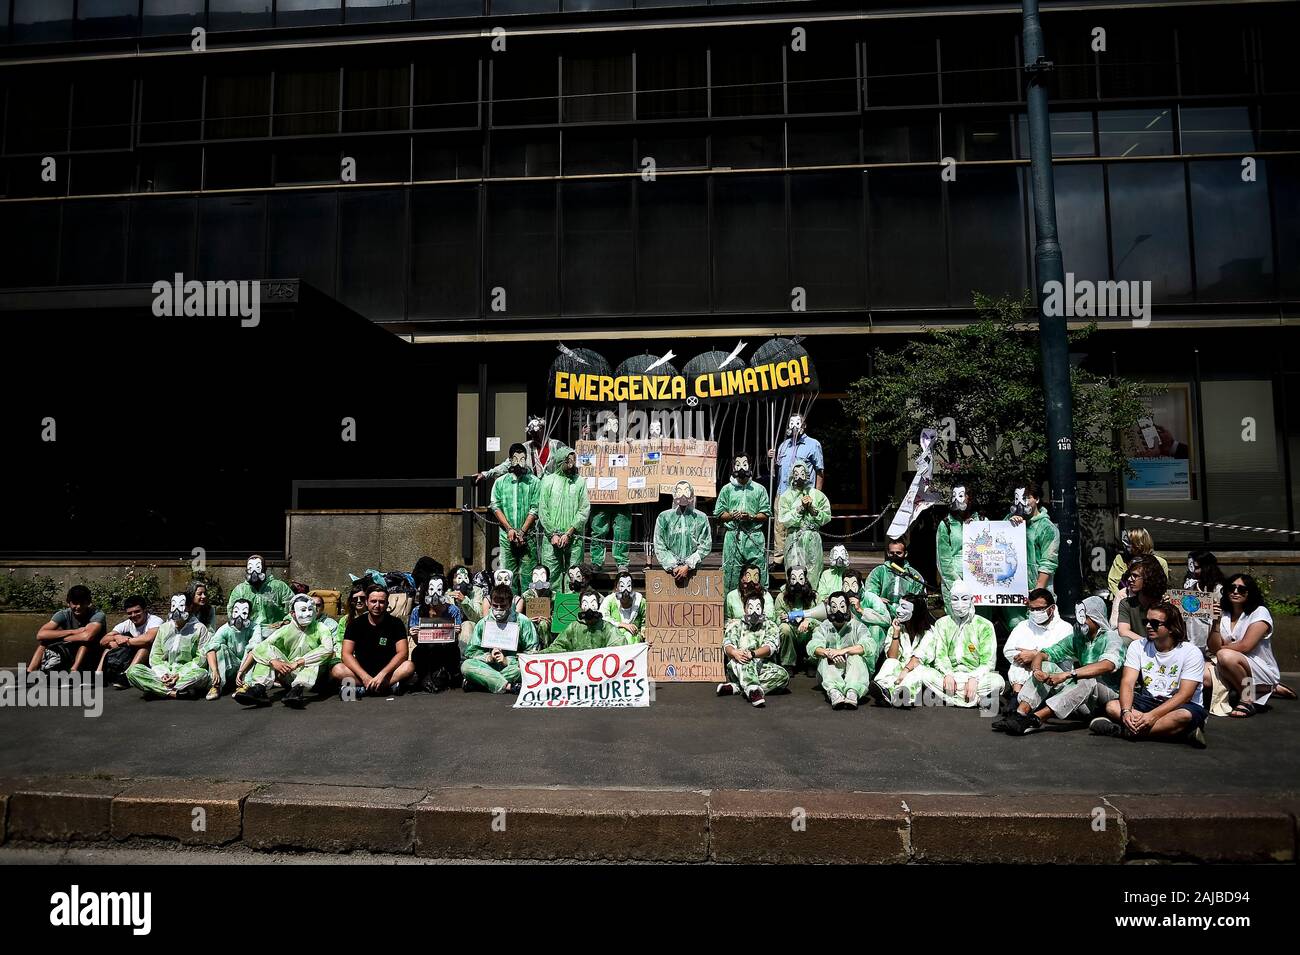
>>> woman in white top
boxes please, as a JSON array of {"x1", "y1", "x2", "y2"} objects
[
  {"x1": 1181, "y1": 550, "x2": 1226, "y2": 650},
  {"x1": 1209, "y1": 574, "x2": 1281, "y2": 716}
]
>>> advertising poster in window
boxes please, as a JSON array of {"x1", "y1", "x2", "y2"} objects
[{"x1": 1124, "y1": 384, "x2": 1194, "y2": 501}]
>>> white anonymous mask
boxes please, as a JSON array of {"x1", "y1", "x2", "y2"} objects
[
  {"x1": 951, "y1": 485, "x2": 968, "y2": 512},
  {"x1": 1012, "y1": 487, "x2": 1030, "y2": 516},
  {"x1": 830, "y1": 545, "x2": 848, "y2": 567},
  {"x1": 674, "y1": 481, "x2": 694, "y2": 508},
  {"x1": 230, "y1": 600, "x2": 251, "y2": 629},
  {"x1": 1075, "y1": 603, "x2": 1089, "y2": 627},
  {"x1": 617, "y1": 576, "x2": 634, "y2": 595},
  {"x1": 291, "y1": 596, "x2": 315, "y2": 627},
  {"x1": 425, "y1": 579, "x2": 446, "y2": 605},
  {"x1": 744, "y1": 597, "x2": 765, "y2": 625},
  {"x1": 733, "y1": 456, "x2": 751, "y2": 477},
  {"x1": 1187, "y1": 558, "x2": 1198, "y2": 575},
  {"x1": 509, "y1": 450, "x2": 529, "y2": 471},
  {"x1": 568, "y1": 566, "x2": 585, "y2": 585},
  {"x1": 531, "y1": 570, "x2": 550, "y2": 591},
  {"x1": 169, "y1": 594, "x2": 189, "y2": 623},
  {"x1": 787, "y1": 414, "x2": 803, "y2": 437},
  {"x1": 649, "y1": 420, "x2": 662, "y2": 437},
  {"x1": 950, "y1": 583, "x2": 975, "y2": 619},
  {"x1": 526, "y1": 415, "x2": 546, "y2": 438},
  {"x1": 246, "y1": 557, "x2": 265, "y2": 584},
  {"x1": 495, "y1": 569, "x2": 514, "y2": 588},
  {"x1": 454, "y1": 569, "x2": 472, "y2": 587},
  {"x1": 601, "y1": 416, "x2": 619, "y2": 437},
  {"x1": 788, "y1": 567, "x2": 807, "y2": 587},
  {"x1": 580, "y1": 593, "x2": 601, "y2": 615},
  {"x1": 842, "y1": 577, "x2": 862, "y2": 597},
  {"x1": 896, "y1": 602, "x2": 914, "y2": 623}
]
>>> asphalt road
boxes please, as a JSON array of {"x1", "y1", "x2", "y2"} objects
[{"x1": 2, "y1": 673, "x2": 1296, "y2": 794}]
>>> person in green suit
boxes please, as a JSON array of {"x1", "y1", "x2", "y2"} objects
[
  {"x1": 522, "y1": 566, "x2": 557, "y2": 648},
  {"x1": 491, "y1": 443, "x2": 541, "y2": 595},
  {"x1": 601, "y1": 571, "x2": 646, "y2": 643},
  {"x1": 1004, "y1": 480, "x2": 1061, "y2": 629},
  {"x1": 724, "y1": 562, "x2": 775, "y2": 622},
  {"x1": 234, "y1": 594, "x2": 335, "y2": 708},
  {"x1": 807, "y1": 592, "x2": 876, "y2": 710},
  {"x1": 775, "y1": 565, "x2": 820, "y2": 669},
  {"x1": 586, "y1": 415, "x2": 633, "y2": 571},
  {"x1": 916, "y1": 581, "x2": 1004, "y2": 710},
  {"x1": 125, "y1": 593, "x2": 211, "y2": 699},
  {"x1": 202, "y1": 598, "x2": 263, "y2": 699},
  {"x1": 653, "y1": 481, "x2": 712, "y2": 579},
  {"x1": 936, "y1": 484, "x2": 984, "y2": 618},
  {"x1": 713, "y1": 453, "x2": 771, "y2": 593},
  {"x1": 226, "y1": 554, "x2": 294, "y2": 629},
  {"x1": 718, "y1": 595, "x2": 789, "y2": 707},
  {"x1": 462, "y1": 584, "x2": 541, "y2": 694},
  {"x1": 867, "y1": 537, "x2": 927, "y2": 618},
  {"x1": 547, "y1": 590, "x2": 631, "y2": 652},
  {"x1": 537, "y1": 447, "x2": 590, "y2": 592},
  {"x1": 778, "y1": 462, "x2": 831, "y2": 584},
  {"x1": 816, "y1": 544, "x2": 853, "y2": 600}
]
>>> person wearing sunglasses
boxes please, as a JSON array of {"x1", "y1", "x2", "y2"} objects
[
  {"x1": 1089, "y1": 602, "x2": 1207, "y2": 748},
  {"x1": 1116, "y1": 555, "x2": 1168, "y2": 644},
  {"x1": 1208, "y1": 574, "x2": 1287, "y2": 715}
]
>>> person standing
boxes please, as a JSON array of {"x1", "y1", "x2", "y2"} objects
[
  {"x1": 935, "y1": 485, "x2": 981, "y2": 618},
  {"x1": 768, "y1": 413, "x2": 825, "y2": 562},
  {"x1": 537, "y1": 447, "x2": 591, "y2": 591},
  {"x1": 778, "y1": 461, "x2": 831, "y2": 584},
  {"x1": 491, "y1": 443, "x2": 542, "y2": 595},
  {"x1": 653, "y1": 481, "x2": 713, "y2": 580},
  {"x1": 714, "y1": 452, "x2": 771, "y2": 593}
]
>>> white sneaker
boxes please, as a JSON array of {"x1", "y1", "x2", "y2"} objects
[
  {"x1": 828, "y1": 688, "x2": 845, "y2": 709},
  {"x1": 844, "y1": 690, "x2": 859, "y2": 710}
]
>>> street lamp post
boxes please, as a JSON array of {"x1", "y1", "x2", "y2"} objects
[{"x1": 1021, "y1": 0, "x2": 1082, "y2": 609}]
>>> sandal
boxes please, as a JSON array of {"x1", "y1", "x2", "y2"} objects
[
  {"x1": 1272, "y1": 682, "x2": 1296, "y2": 701},
  {"x1": 1229, "y1": 701, "x2": 1269, "y2": 718}
]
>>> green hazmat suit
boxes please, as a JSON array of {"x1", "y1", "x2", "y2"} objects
[
  {"x1": 587, "y1": 505, "x2": 632, "y2": 570},
  {"x1": 915, "y1": 613, "x2": 1004, "y2": 707},
  {"x1": 652, "y1": 506, "x2": 712, "y2": 572},
  {"x1": 537, "y1": 450, "x2": 591, "y2": 592},
  {"x1": 725, "y1": 588, "x2": 775, "y2": 623},
  {"x1": 227, "y1": 575, "x2": 294, "y2": 628},
  {"x1": 774, "y1": 589, "x2": 819, "y2": 667},
  {"x1": 1002, "y1": 509, "x2": 1062, "y2": 627},
  {"x1": 721, "y1": 618, "x2": 789, "y2": 695},
  {"x1": 491, "y1": 471, "x2": 541, "y2": 594},
  {"x1": 866, "y1": 561, "x2": 927, "y2": 618},
  {"x1": 484, "y1": 438, "x2": 566, "y2": 480},
  {"x1": 1018, "y1": 623, "x2": 1124, "y2": 719},
  {"x1": 778, "y1": 485, "x2": 831, "y2": 584},
  {"x1": 816, "y1": 566, "x2": 850, "y2": 601},
  {"x1": 713, "y1": 478, "x2": 771, "y2": 592},
  {"x1": 521, "y1": 587, "x2": 557, "y2": 647},
  {"x1": 547, "y1": 617, "x2": 631, "y2": 652},
  {"x1": 848, "y1": 590, "x2": 892, "y2": 669},
  {"x1": 874, "y1": 625, "x2": 936, "y2": 707},
  {"x1": 807, "y1": 618, "x2": 876, "y2": 699},
  {"x1": 601, "y1": 592, "x2": 646, "y2": 642},
  {"x1": 203, "y1": 621, "x2": 263, "y2": 691},
  {"x1": 126, "y1": 618, "x2": 212, "y2": 697},
  {"x1": 936, "y1": 511, "x2": 982, "y2": 617},
  {"x1": 461, "y1": 611, "x2": 540, "y2": 694},
  {"x1": 246, "y1": 620, "x2": 335, "y2": 691}
]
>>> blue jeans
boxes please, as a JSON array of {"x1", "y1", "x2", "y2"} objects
[{"x1": 1133, "y1": 686, "x2": 1207, "y2": 731}]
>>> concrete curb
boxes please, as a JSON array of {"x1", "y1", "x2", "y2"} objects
[{"x1": 0, "y1": 776, "x2": 1295, "y2": 863}]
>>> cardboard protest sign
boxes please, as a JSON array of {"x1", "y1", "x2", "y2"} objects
[
  {"x1": 644, "y1": 569, "x2": 724, "y2": 682},
  {"x1": 481, "y1": 620, "x2": 520, "y2": 652},
  {"x1": 514, "y1": 642, "x2": 650, "y2": 708},
  {"x1": 1168, "y1": 589, "x2": 1218, "y2": 622},
  {"x1": 524, "y1": 597, "x2": 552, "y2": 622},
  {"x1": 655, "y1": 439, "x2": 718, "y2": 499},
  {"x1": 551, "y1": 592, "x2": 580, "y2": 633},
  {"x1": 577, "y1": 440, "x2": 661, "y2": 505},
  {"x1": 961, "y1": 520, "x2": 1029, "y2": 606},
  {"x1": 416, "y1": 621, "x2": 457, "y2": 644}
]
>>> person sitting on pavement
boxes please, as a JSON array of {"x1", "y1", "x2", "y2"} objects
[
  {"x1": 411, "y1": 575, "x2": 464, "y2": 693},
  {"x1": 995, "y1": 595, "x2": 1124, "y2": 736},
  {"x1": 203, "y1": 597, "x2": 262, "y2": 700},
  {"x1": 836, "y1": 568, "x2": 891, "y2": 665},
  {"x1": 602, "y1": 571, "x2": 646, "y2": 643},
  {"x1": 1002, "y1": 588, "x2": 1075, "y2": 697},
  {"x1": 547, "y1": 589, "x2": 631, "y2": 652},
  {"x1": 1116, "y1": 554, "x2": 1168, "y2": 644},
  {"x1": 522, "y1": 566, "x2": 556, "y2": 648},
  {"x1": 725, "y1": 561, "x2": 775, "y2": 622},
  {"x1": 312, "y1": 594, "x2": 338, "y2": 638},
  {"x1": 807, "y1": 591, "x2": 876, "y2": 711},
  {"x1": 124, "y1": 593, "x2": 212, "y2": 700},
  {"x1": 448, "y1": 564, "x2": 484, "y2": 644},
  {"x1": 1089, "y1": 600, "x2": 1207, "y2": 748},
  {"x1": 29, "y1": 584, "x2": 107, "y2": 674},
  {"x1": 188, "y1": 580, "x2": 218, "y2": 631},
  {"x1": 866, "y1": 537, "x2": 928, "y2": 618},
  {"x1": 719, "y1": 594, "x2": 789, "y2": 708},
  {"x1": 333, "y1": 585, "x2": 415, "y2": 700},
  {"x1": 916, "y1": 580, "x2": 1004, "y2": 710},
  {"x1": 1210, "y1": 574, "x2": 1284, "y2": 718},
  {"x1": 234, "y1": 593, "x2": 336, "y2": 708},
  {"x1": 873, "y1": 593, "x2": 937, "y2": 708},
  {"x1": 96, "y1": 595, "x2": 162, "y2": 687},
  {"x1": 227, "y1": 554, "x2": 294, "y2": 630},
  {"x1": 462, "y1": 584, "x2": 540, "y2": 694},
  {"x1": 1107, "y1": 528, "x2": 1170, "y2": 602},
  {"x1": 775, "y1": 565, "x2": 819, "y2": 670}
]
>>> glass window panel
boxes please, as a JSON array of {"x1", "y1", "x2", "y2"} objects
[
  {"x1": 343, "y1": 139, "x2": 410, "y2": 182},
  {"x1": 206, "y1": 73, "x2": 273, "y2": 140},
  {"x1": 490, "y1": 0, "x2": 556, "y2": 13},
  {"x1": 711, "y1": 124, "x2": 783, "y2": 169},
  {"x1": 1272, "y1": 158, "x2": 1300, "y2": 299},
  {"x1": 70, "y1": 152, "x2": 134, "y2": 195},
  {"x1": 562, "y1": 180, "x2": 634, "y2": 315},
  {"x1": 275, "y1": 141, "x2": 341, "y2": 185},
  {"x1": 635, "y1": 134, "x2": 705, "y2": 171},
  {"x1": 945, "y1": 111, "x2": 1016, "y2": 162},
  {"x1": 490, "y1": 131, "x2": 559, "y2": 177},
  {"x1": 414, "y1": 134, "x2": 483, "y2": 180},
  {"x1": 947, "y1": 167, "x2": 1027, "y2": 305},
  {"x1": 60, "y1": 201, "x2": 126, "y2": 284},
  {"x1": 1098, "y1": 107, "x2": 1173, "y2": 157},
  {"x1": 414, "y1": 53, "x2": 480, "y2": 129},
  {"x1": 1014, "y1": 111, "x2": 1094, "y2": 159},
  {"x1": 137, "y1": 147, "x2": 203, "y2": 192},
  {"x1": 940, "y1": 24, "x2": 1019, "y2": 104},
  {"x1": 128, "y1": 198, "x2": 197, "y2": 281},
  {"x1": 414, "y1": 0, "x2": 481, "y2": 17},
  {"x1": 866, "y1": 26, "x2": 937, "y2": 107},
  {"x1": 268, "y1": 191, "x2": 337, "y2": 293},
  {"x1": 0, "y1": 202, "x2": 60, "y2": 287},
  {"x1": 1259, "y1": 15, "x2": 1298, "y2": 94},
  {"x1": 1098, "y1": 22, "x2": 1176, "y2": 98},
  {"x1": 563, "y1": 53, "x2": 633, "y2": 123},
  {"x1": 1259, "y1": 103, "x2": 1300, "y2": 151},
  {"x1": 637, "y1": 176, "x2": 707, "y2": 313},
  {"x1": 1107, "y1": 161, "x2": 1192, "y2": 302},
  {"x1": 143, "y1": 0, "x2": 204, "y2": 36},
  {"x1": 563, "y1": 0, "x2": 628, "y2": 10},
  {"x1": 12, "y1": 0, "x2": 74, "y2": 43},
  {"x1": 410, "y1": 185, "x2": 479, "y2": 317},
  {"x1": 209, "y1": 0, "x2": 273, "y2": 31},
  {"x1": 1179, "y1": 106, "x2": 1256, "y2": 153},
  {"x1": 76, "y1": 0, "x2": 139, "y2": 39},
  {"x1": 863, "y1": 113, "x2": 937, "y2": 163},
  {"x1": 140, "y1": 72, "x2": 203, "y2": 143},
  {"x1": 72, "y1": 75, "x2": 134, "y2": 151},
  {"x1": 486, "y1": 182, "x2": 557, "y2": 316},
  {"x1": 278, "y1": 1, "x2": 343, "y2": 26},
  {"x1": 637, "y1": 0, "x2": 702, "y2": 8},
  {"x1": 197, "y1": 195, "x2": 266, "y2": 280},
  {"x1": 637, "y1": 46, "x2": 707, "y2": 120},
  {"x1": 1189, "y1": 159, "x2": 1273, "y2": 301},
  {"x1": 346, "y1": 0, "x2": 412, "y2": 22},
  {"x1": 868, "y1": 168, "x2": 946, "y2": 307},
  {"x1": 1178, "y1": 22, "x2": 1252, "y2": 96},
  {"x1": 787, "y1": 32, "x2": 858, "y2": 114},
  {"x1": 343, "y1": 65, "x2": 411, "y2": 132},
  {"x1": 492, "y1": 51, "x2": 558, "y2": 126},
  {"x1": 4, "y1": 156, "x2": 67, "y2": 198},
  {"x1": 1202, "y1": 379, "x2": 1286, "y2": 530},
  {"x1": 790, "y1": 172, "x2": 864, "y2": 310},
  {"x1": 1041, "y1": 13, "x2": 1096, "y2": 100},
  {"x1": 339, "y1": 189, "x2": 406, "y2": 320},
  {"x1": 275, "y1": 70, "x2": 340, "y2": 137},
  {"x1": 203, "y1": 144, "x2": 273, "y2": 189},
  {"x1": 562, "y1": 129, "x2": 632, "y2": 175},
  {"x1": 5, "y1": 78, "x2": 70, "y2": 154},
  {"x1": 712, "y1": 41, "x2": 783, "y2": 117},
  {"x1": 713, "y1": 174, "x2": 786, "y2": 311},
  {"x1": 1033, "y1": 163, "x2": 1109, "y2": 285},
  {"x1": 787, "y1": 120, "x2": 860, "y2": 167}
]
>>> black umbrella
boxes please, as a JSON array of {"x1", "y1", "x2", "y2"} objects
[
  {"x1": 614, "y1": 351, "x2": 682, "y2": 409},
  {"x1": 750, "y1": 336, "x2": 818, "y2": 393}
]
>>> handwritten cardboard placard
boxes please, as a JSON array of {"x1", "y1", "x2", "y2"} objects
[
  {"x1": 1168, "y1": 589, "x2": 1218, "y2": 622},
  {"x1": 524, "y1": 597, "x2": 552, "y2": 622},
  {"x1": 577, "y1": 440, "x2": 662, "y2": 505},
  {"x1": 515, "y1": 642, "x2": 651, "y2": 708},
  {"x1": 481, "y1": 620, "x2": 521, "y2": 652},
  {"x1": 644, "y1": 568, "x2": 724, "y2": 682},
  {"x1": 655, "y1": 439, "x2": 718, "y2": 499}
]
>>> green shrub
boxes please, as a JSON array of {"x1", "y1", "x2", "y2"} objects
[
  {"x1": 0, "y1": 572, "x2": 62, "y2": 611},
  {"x1": 88, "y1": 566, "x2": 162, "y2": 613}
]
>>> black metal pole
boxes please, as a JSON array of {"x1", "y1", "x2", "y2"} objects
[{"x1": 1022, "y1": 0, "x2": 1081, "y2": 608}]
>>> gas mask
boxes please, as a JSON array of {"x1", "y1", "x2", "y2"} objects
[
  {"x1": 246, "y1": 557, "x2": 266, "y2": 586},
  {"x1": 950, "y1": 582, "x2": 975, "y2": 620},
  {"x1": 509, "y1": 450, "x2": 529, "y2": 476},
  {"x1": 525, "y1": 415, "x2": 545, "y2": 442},
  {"x1": 491, "y1": 603, "x2": 511, "y2": 624},
  {"x1": 732, "y1": 456, "x2": 751, "y2": 481},
  {"x1": 788, "y1": 567, "x2": 808, "y2": 589},
  {"x1": 579, "y1": 593, "x2": 603, "y2": 624},
  {"x1": 950, "y1": 485, "x2": 969, "y2": 515},
  {"x1": 453, "y1": 568, "x2": 472, "y2": 593},
  {"x1": 568, "y1": 566, "x2": 587, "y2": 589},
  {"x1": 787, "y1": 414, "x2": 803, "y2": 438},
  {"x1": 826, "y1": 594, "x2": 850, "y2": 627},
  {"x1": 230, "y1": 600, "x2": 251, "y2": 630},
  {"x1": 494, "y1": 568, "x2": 514, "y2": 590},
  {"x1": 896, "y1": 601, "x2": 914, "y2": 624},
  {"x1": 561, "y1": 452, "x2": 578, "y2": 476},
  {"x1": 617, "y1": 575, "x2": 634, "y2": 606},
  {"x1": 1028, "y1": 606, "x2": 1052, "y2": 626},
  {"x1": 744, "y1": 596, "x2": 765, "y2": 628},
  {"x1": 830, "y1": 545, "x2": 848, "y2": 568},
  {"x1": 841, "y1": 576, "x2": 862, "y2": 598},
  {"x1": 425, "y1": 579, "x2": 446, "y2": 607},
  {"x1": 531, "y1": 569, "x2": 550, "y2": 593},
  {"x1": 1011, "y1": 487, "x2": 1031, "y2": 519},
  {"x1": 168, "y1": 594, "x2": 189, "y2": 624},
  {"x1": 674, "y1": 481, "x2": 694, "y2": 511},
  {"x1": 790, "y1": 462, "x2": 810, "y2": 489},
  {"x1": 649, "y1": 420, "x2": 662, "y2": 438},
  {"x1": 290, "y1": 595, "x2": 315, "y2": 628}
]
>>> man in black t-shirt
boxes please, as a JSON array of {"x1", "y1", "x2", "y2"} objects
[{"x1": 331, "y1": 586, "x2": 415, "y2": 700}]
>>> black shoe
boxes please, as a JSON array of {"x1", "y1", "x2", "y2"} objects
[
  {"x1": 1089, "y1": 716, "x2": 1123, "y2": 738},
  {"x1": 1008, "y1": 713, "x2": 1042, "y2": 737},
  {"x1": 421, "y1": 672, "x2": 439, "y2": 694},
  {"x1": 506, "y1": 682, "x2": 521, "y2": 695},
  {"x1": 234, "y1": 684, "x2": 270, "y2": 707},
  {"x1": 174, "y1": 687, "x2": 197, "y2": 700},
  {"x1": 461, "y1": 676, "x2": 472, "y2": 692},
  {"x1": 282, "y1": 685, "x2": 307, "y2": 708},
  {"x1": 991, "y1": 713, "x2": 1016, "y2": 733},
  {"x1": 390, "y1": 680, "x2": 406, "y2": 697}
]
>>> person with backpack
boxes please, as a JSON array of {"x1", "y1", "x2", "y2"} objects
[
  {"x1": 95, "y1": 595, "x2": 162, "y2": 687},
  {"x1": 28, "y1": 585, "x2": 107, "y2": 673}
]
